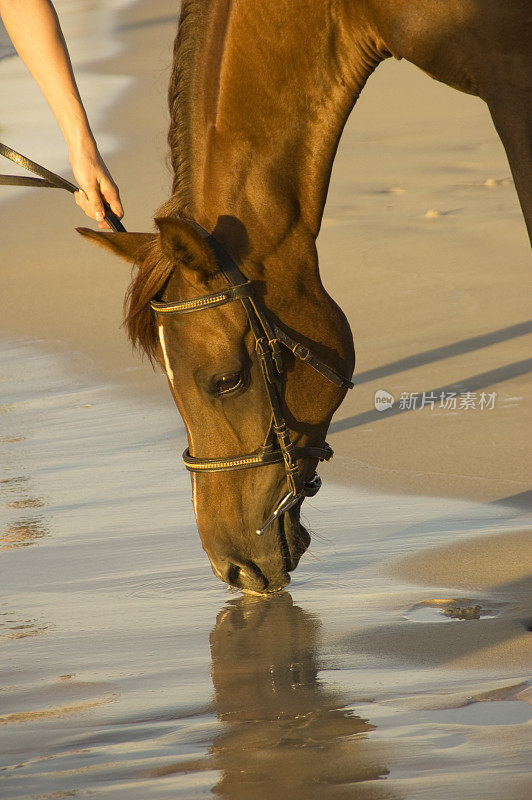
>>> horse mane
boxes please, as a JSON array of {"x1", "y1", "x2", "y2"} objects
[
  {"x1": 124, "y1": 0, "x2": 210, "y2": 359},
  {"x1": 166, "y1": 0, "x2": 209, "y2": 212}
]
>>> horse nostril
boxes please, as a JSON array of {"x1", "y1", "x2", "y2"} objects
[
  {"x1": 215, "y1": 560, "x2": 269, "y2": 593},
  {"x1": 238, "y1": 564, "x2": 268, "y2": 593},
  {"x1": 226, "y1": 563, "x2": 241, "y2": 587}
]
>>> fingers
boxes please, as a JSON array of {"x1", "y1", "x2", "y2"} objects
[
  {"x1": 74, "y1": 178, "x2": 123, "y2": 229},
  {"x1": 74, "y1": 186, "x2": 103, "y2": 220},
  {"x1": 74, "y1": 189, "x2": 91, "y2": 216},
  {"x1": 70, "y1": 146, "x2": 124, "y2": 226},
  {"x1": 85, "y1": 183, "x2": 106, "y2": 222},
  {"x1": 99, "y1": 175, "x2": 124, "y2": 219}
]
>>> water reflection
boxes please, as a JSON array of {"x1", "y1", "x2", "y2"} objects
[{"x1": 208, "y1": 593, "x2": 394, "y2": 799}]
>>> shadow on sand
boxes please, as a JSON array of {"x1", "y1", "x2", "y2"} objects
[
  {"x1": 352, "y1": 320, "x2": 532, "y2": 388},
  {"x1": 330, "y1": 358, "x2": 532, "y2": 433}
]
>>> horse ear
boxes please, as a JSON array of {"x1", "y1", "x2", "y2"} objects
[
  {"x1": 76, "y1": 228, "x2": 155, "y2": 263},
  {"x1": 155, "y1": 217, "x2": 218, "y2": 275}
]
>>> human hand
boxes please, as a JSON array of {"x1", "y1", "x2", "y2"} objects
[{"x1": 69, "y1": 140, "x2": 123, "y2": 229}]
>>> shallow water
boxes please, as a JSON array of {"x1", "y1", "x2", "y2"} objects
[{"x1": 1, "y1": 337, "x2": 530, "y2": 799}]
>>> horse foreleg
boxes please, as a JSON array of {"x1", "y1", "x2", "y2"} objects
[{"x1": 485, "y1": 86, "x2": 532, "y2": 245}]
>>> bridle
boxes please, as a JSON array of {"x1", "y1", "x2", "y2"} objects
[
  {"x1": 0, "y1": 144, "x2": 354, "y2": 536},
  {"x1": 151, "y1": 223, "x2": 353, "y2": 535}
]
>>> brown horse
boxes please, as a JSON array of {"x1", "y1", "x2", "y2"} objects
[{"x1": 79, "y1": 0, "x2": 531, "y2": 592}]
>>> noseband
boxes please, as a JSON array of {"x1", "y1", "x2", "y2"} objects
[
  {"x1": 151, "y1": 223, "x2": 353, "y2": 535},
  {"x1": 0, "y1": 146, "x2": 352, "y2": 536}
]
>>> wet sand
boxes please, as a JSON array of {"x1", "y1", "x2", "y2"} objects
[
  {"x1": 1, "y1": 1, "x2": 531, "y2": 798},
  {"x1": 1, "y1": 338, "x2": 531, "y2": 799}
]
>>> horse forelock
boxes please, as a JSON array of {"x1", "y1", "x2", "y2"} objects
[{"x1": 124, "y1": 235, "x2": 172, "y2": 361}]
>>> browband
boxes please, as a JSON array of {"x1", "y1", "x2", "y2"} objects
[
  {"x1": 150, "y1": 282, "x2": 253, "y2": 314},
  {"x1": 151, "y1": 282, "x2": 353, "y2": 390},
  {"x1": 150, "y1": 219, "x2": 353, "y2": 534}
]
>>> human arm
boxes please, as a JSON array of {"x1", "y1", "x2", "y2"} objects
[{"x1": 0, "y1": 0, "x2": 123, "y2": 227}]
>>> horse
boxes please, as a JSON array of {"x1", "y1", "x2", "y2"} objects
[{"x1": 78, "y1": 0, "x2": 531, "y2": 593}]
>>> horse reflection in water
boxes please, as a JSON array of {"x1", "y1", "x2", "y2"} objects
[{"x1": 170, "y1": 594, "x2": 395, "y2": 799}]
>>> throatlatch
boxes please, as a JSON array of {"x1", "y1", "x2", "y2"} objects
[
  {"x1": 151, "y1": 221, "x2": 353, "y2": 535},
  {"x1": 0, "y1": 143, "x2": 354, "y2": 535}
]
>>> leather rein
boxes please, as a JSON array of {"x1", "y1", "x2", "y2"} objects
[
  {"x1": 0, "y1": 143, "x2": 354, "y2": 536},
  {"x1": 0, "y1": 142, "x2": 125, "y2": 232},
  {"x1": 151, "y1": 222, "x2": 354, "y2": 535}
]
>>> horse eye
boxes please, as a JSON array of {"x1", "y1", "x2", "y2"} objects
[{"x1": 216, "y1": 373, "x2": 242, "y2": 395}]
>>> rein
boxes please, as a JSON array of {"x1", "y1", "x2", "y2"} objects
[
  {"x1": 0, "y1": 142, "x2": 354, "y2": 537},
  {"x1": 151, "y1": 221, "x2": 354, "y2": 535},
  {"x1": 0, "y1": 142, "x2": 126, "y2": 232}
]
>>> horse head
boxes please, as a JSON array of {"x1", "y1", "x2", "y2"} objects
[{"x1": 78, "y1": 216, "x2": 354, "y2": 592}]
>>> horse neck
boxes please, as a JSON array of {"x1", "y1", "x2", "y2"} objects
[{"x1": 166, "y1": 0, "x2": 384, "y2": 289}]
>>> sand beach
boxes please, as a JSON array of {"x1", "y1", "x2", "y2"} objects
[{"x1": 1, "y1": 1, "x2": 530, "y2": 798}]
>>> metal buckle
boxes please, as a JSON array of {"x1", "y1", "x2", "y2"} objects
[
  {"x1": 293, "y1": 343, "x2": 311, "y2": 361},
  {"x1": 256, "y1": 491, "x2": 301, "y2": 535}
]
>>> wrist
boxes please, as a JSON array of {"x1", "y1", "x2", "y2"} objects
[
  {"x1": 58, "y1": 105, "x2": 96, "y2": 153},
  {"x1": 65, "y1": 126, "x2": 96, "y2": 151},
  {"x1": 67, "y1": 132, "x2": 100, "y2": 168}
]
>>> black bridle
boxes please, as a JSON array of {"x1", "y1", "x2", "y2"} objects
[
  {"x1": 0, "y1": 144, "x2": 354, "y2": 536},
  {"x1": 151, "y1": 223, "x2": 353, "y2": 535}
]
